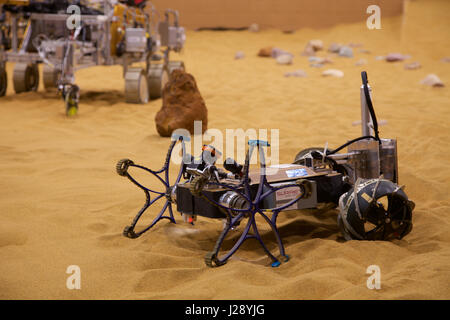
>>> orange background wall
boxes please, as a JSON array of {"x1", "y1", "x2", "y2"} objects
[{"x1": 148, "y1": 0, "x2": 404, "y2": 30}]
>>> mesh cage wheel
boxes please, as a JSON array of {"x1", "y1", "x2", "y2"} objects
[
  {"x1": 13, "y1": 63, "x2": 39, "y2": 93},
  {"x1": 125, "y1": 67, "x2": 149, "y2": 104},
  {"x1": 43, "y1": 65, "x2": 60, "y2": 91},
  {"x1": 148, "y1": 63, "x2": 169, "y2": 99},
  {"x1": 338, "y1": 178, "x2": 414, "y2": 241},
  {"x1": 167, "y1": 61, "x2": 185, "y2": 77},
  {"x1": 0, "y1": 66, "x2": 6, "y2": 97}
]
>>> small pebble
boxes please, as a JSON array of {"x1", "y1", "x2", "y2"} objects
[
  {"x1": 284, "y1": 70, "x2": 307, "y2": 77},
  {"x1": 322, "y1": 69, "x2": 344, "y2": 78},
  {"x1": 249, "y1": 23, "x2": 259, "y2": 32},
  {"x1": 328, "y1": 43, "x2": 341, "y2": 53},
  {"x1": 355, "y1": 58, "x2": 368, "y2": 66},
  {"x1": 348, "y1": 43, "x2": 363, "y2": 48},
  {"x1": 276, "y1": 54, "x2": 293, "y2": 65},
  {"x1": 386, "y1": 53, "x2": 408, "y2": 62},
  {"x1": 420, "y1": 74, "x2": 444, "y2": 87},
  {"x1": 258, "y1": 46, "x2": 273, "y2": 57},
  {"x1": 308, "y1": 56, "x2": 332, "y2": 64},
  {"x1": 338, "y1": 46, "x2": 354, "y2": 58},
  {"x1": 301, "y1": 39, "x2": 323, "y2": 56},
  {"x1": 235, "y1": 51, "x2": 245, "y2": 60},
  {"x1": 272, "y1": 48, "x2": 293, "y2": 59},
  {"x1": 404, "y1": 62, "x2": 421, "y2": 70}
]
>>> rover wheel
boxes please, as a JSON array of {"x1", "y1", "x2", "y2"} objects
[
  {"x1": 64, "y1": 85, "x2": 79, "y2": 117},
  {"x1": 338, "y1": 178, "x2": 414, "y2": 241},
  {"x1": 148, "y1": 63, "x2": 169, "y2": 99},
  {"x1": 13, "y1": 63, "x2": 39, "y2": 93},
  {"x1": 167, "y1": 61, "x2": 185, "y2": 77},
  {"x1": 0, "y1": 66, "x2": 6, "y2": 97},
  {"x1": 125, "y1": 68, "x2": 149, "y2": 104},
  {"x1": 43, "y1": 65, "x2": 60, "y2": 91}
]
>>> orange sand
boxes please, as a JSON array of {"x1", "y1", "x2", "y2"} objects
[{"x1": 0, "y1": 0, "x2": 449, "y2": 299}]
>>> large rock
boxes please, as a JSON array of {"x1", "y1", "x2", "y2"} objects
[{"x1": 155, "y1": 70, "x2": 208, "y2": 137}]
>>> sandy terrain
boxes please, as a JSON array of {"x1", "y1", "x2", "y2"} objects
[{"x1": 0, "y1": 0, "x2": 449, "y2": 299}]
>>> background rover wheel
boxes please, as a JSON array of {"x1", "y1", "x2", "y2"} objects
[
  {"x1": 338, "y1": 178, "x2": 414, "y2": 241},
  {"x1": 13, "y1": 63, "x2": 39, "y2": 94},
  {"x1": 43, "y1": 65, "x2": 60, "y2": 91},
  {"x1": 0, "y1": 66, "x2": 6, "y2": 97},
  {"x1": 148, "y1": 63, "x2": 169, "y2": 99},
  {"x1": 64, "y1": 86, "x2": 79, "y2": 117},
  {"x1": 167, "y1": 61, "x2": 185, "y2": 77},
  {"x1": 125, "y1": 68, "x2": 149, "y2": 104}
]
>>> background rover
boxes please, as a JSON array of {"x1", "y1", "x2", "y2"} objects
[
  {"x1": 116, "y1": 71, "x2": 414, "y2": 267},
  {"x1": 0, "y1": 0, "x2": 186, "y2": 115}
]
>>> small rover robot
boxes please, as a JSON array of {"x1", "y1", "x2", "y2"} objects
[
  {"x1": 116, "y1": 71, "x2": 414, "y2": 267},
  {"x1": 0, "y1": 0, "x2": 186, "y2": 115}
]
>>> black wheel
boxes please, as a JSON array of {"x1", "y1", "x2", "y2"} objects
[
  {"x1": 338, "y1": 178, "x2": 414, "y2": 241},
  {"x1": 0, "y1": 66, "x2": 6, "y2": 97},
  {"x1": 13, "y1": 63, "x2": 39, "y2": 93}
]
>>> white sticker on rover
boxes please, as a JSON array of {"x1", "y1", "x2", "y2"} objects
[{"x1": 285, "y1": 168, "x2": 308, "y2": 178}]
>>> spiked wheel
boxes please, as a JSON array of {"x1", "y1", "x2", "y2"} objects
[
  {"x1": 117, "y1": 135, "x2": 190, "y2": 238},
  {"x1": 338, "y1": 178, "x2": 414, "y2": 241},
  {"x1": 199, "y1": 141, "x2": 305, "y2": 267}
]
